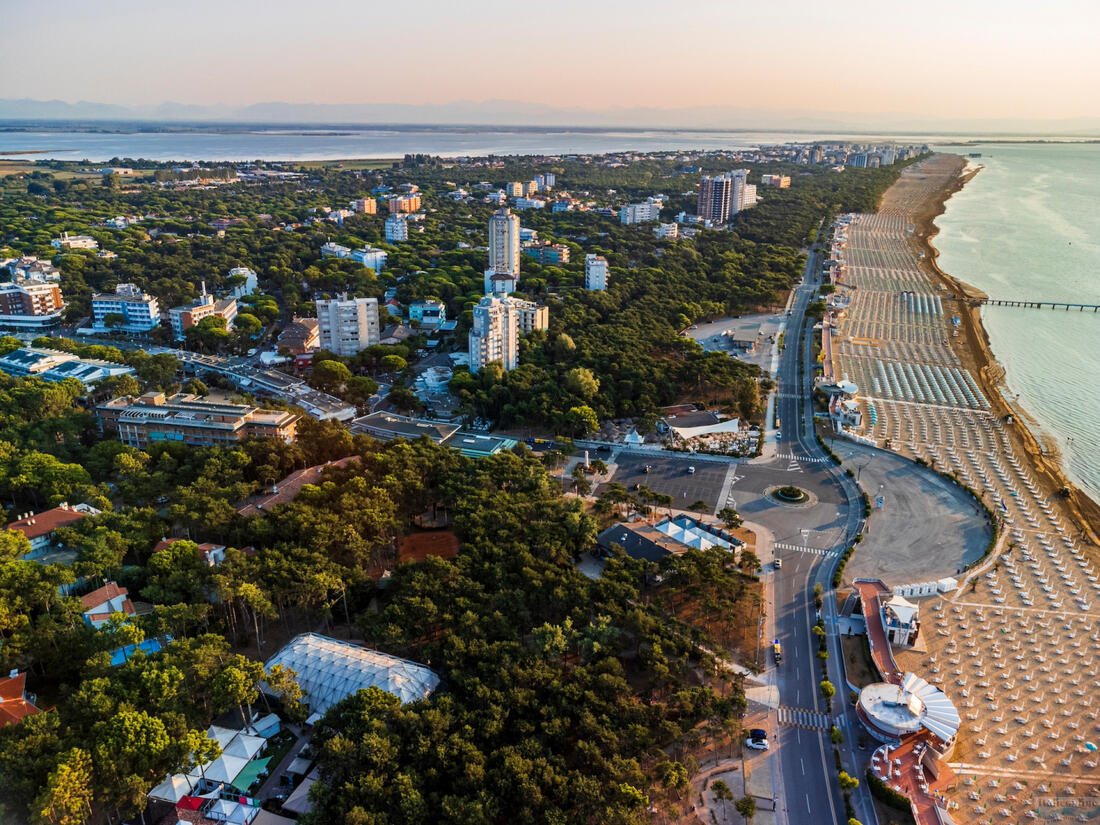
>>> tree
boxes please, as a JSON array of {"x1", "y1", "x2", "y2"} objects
[
  {"x1": 838, "y1": 771, "x2": 859, "y2": 790},
  {"x1": 310, "y1": 360, "x2": 352, "y2": 393},
  {"x1": 380, "y1": 355, "x2": 407, "y2": 374},
  {"x1": 820, "y1": 680, "x2": 836, "y2": 699},
  {"x1": 563, "y1": 405, "x2": 598, "y2": 437},
  {"x1": 103, "y1": 313, "x2": 125, "y2": 330},
  {"x1": 564, "y1": 367, "x2": 599, "y2": 398},
  {"x1": 233, "y1": 312, "x2": 262, "y2": 337},
  {"x1": 718, "y1": 506, "x2": 742, "y2": 530},
  {"x1": 32, "y1": 748, "x2": 92, "y2": 825},
  {"x1": 734, "y1": 794, "x2": 757, "y2": 822},
  {"x1": 711, "y1": 778, "x2": 734, "y2": 822},
  {"x1": 183, "y1": 378, "x2": 209, "y2": 396},
  {"x1": 344, "y1": 376, "x2": 379, "y2": 407}
]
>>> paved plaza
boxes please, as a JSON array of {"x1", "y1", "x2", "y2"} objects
[{"x1": 683, "y1": 313, "x2": 786, "y2": 373}]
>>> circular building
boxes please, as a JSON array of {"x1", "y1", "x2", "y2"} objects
[{"x1": 857, "y1": 672, "x2": 960, "y2": 749}]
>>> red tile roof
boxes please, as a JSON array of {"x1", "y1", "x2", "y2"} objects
[
  {"x1": 7, "y1": 505, "x2": 90, "y2": 540},
  {"x1": 237, "y1": 456, "x2": 360, "y2": 517},
  {"x1": 80, "y1": 581, "x2": 130, "y2": 611},
  {"x1": 0, "y1": 672, "x2": 39, "y2": 727}
]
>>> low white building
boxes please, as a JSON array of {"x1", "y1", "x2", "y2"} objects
[
  {"x1": 51, "y1": 232, "x2": 98, "y2": 250},
  {"x1": 655, "y1": 222, "x2": 679, "y2": 240},
  {"x1": 350, "y1": 246, "x2": 388, "y2": 271}
]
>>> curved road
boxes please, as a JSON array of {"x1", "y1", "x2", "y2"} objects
[{"x1": 770, "y1": 245, "x2": 873, "y2": 825}]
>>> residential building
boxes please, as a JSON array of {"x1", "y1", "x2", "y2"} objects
[
  {"x1": 655, "y1": 222, "x2": 679, "y2": 240},
  {"x1": 3, "y1": 256, "x2": 60, "y2": 282},
  {"x1": 469, "y1": 295, "x2": 519, "y2": 373},
  {"x1": 519, "y1": 227, "x2": 539, "y2": 244},
  {"x1": 697, "y1": 170, "x2": 750, "y2": 223},
  {"x1": 387, "y1": 194, "x2": 421, "y2": 213},
  {"x1": 584, "y1": 254, "x2": 608, "y2": 290},
  {"x1": 384, "y1": 214, "x2": 409, "y2": 243},
  {"x1": 512, "y1": 298, "x2": 548, "y2": 334},
  {"x1": 619, "y1": 200, "x2": 661, "y2": 224},
  {"x1": 488, "y1": 208, "x2": 521, "y2": 278},
  {"x1": 90, "y1": 283, "x2": 161, "y2": 333},
  {"x1": 7, "y1": 502, "x2": 101, "y2": 558},
  {"x1": 228, "y1": 266, "x2": 258, "y2": 298},
  {"x1": 408, "y1": 299, "x2": 446, "y2": 326},
  {"x1": 350, "y1": 246, "x2": 388, "y2": 271},
  {"x1": 534, "y1": 172, "x2": 555, "y2": 191},
  {"x1": 761, "y1": 174, "x2": 791, "y2": 188},
  {"x1": 315, "y1": 294, "x2": 380, "y2": 356},
  {"x1": 0, "y1": 672, "x2": 40, "y2": 728},
  {"x1": 741, "y1": 183, "x2": 757, "y2": 209},
  {"x1": 505, "y1": 181, "x2": 525, "y2": 198},
  {"x1": 277, "y1": 318, "x2": 320, "y2": 355},
  {"x1": 524, "y1": 242, "x2": 570, "y2": 265},
  {"x1": 169, "y1": 284, "x2": 237, "y2": 340},
  {"x1": 51, "y1": 232, "x2": 98, "y2": 250},
  {"x1": 0, "y1": 280, "x2": 64, "y2": 331},
  {"x1": 81, "y1": 581, "x2": 135, "y2": 628},
  {"x1": 350, "y1": 198, "x2": 377, "y2": 214},
  {"x1": 848, "y1": 153, "x2": 869, "y2": 168},
  {"x1": 484, "y1": 270, "x2": 517, "y2": 295},
  {"x1": 98, "y1": 392, "x2": 300, "y2": 447},
  {"x1": 320, "y1": 242, "x2": 351, "y2": 259},
  {"x1": 512, "y1": 197, "x2": 545, "y2": 210}
]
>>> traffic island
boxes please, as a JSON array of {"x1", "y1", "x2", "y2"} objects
[{"x1": 767, "y1": 484, "x2": 812, "y2": 506}]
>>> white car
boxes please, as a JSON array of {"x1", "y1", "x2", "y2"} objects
[{"x1": 745, "y1": 736, "x2": 769, "y2": 751}]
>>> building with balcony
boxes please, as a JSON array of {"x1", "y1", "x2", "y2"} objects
[
  {"x1": 98, "y1": 392, "x2": 299, "y2": 447},
  {"x1": 315, "y1": 294, "x2": 379, "y2": 356},
  {"x1": 89, "y1": 283, "x2": 161, "y2": 333},
  {"x1": 0, "y1": 280, "x2": 64, "y2": 332}
]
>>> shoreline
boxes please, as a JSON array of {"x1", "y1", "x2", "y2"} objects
[{"x1": 907, "y1": 156, "x2": 1100, "y2": 545}]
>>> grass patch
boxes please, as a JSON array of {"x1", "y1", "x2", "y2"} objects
[{"x1": 840, "y1": 632, "x2": 879, "y2": 687}]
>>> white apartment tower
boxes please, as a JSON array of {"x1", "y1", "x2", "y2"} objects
[
  {"x1": 384, "y1": 214, "x2": 408, "y2": 243},
  {"x1": 468, "y1": 295, "x2": 519, "y2": 373},
  {"x1": 488, "y1": 208, "x2": 521, "y2": 278},
  {"x1": 585, "y1": 254, "x2": 608, "y2": 291},
  {"x1": 315, "y1": 294, "x2": 380, "y2": 357}
]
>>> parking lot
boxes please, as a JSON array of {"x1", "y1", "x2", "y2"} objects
[{"x1": 602, "y1": 452, "x2": 729, "y2": 512}]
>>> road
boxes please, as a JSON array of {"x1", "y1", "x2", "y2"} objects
[{"x1": 769, "y1": 244, "x2": 874, "y2": 825}]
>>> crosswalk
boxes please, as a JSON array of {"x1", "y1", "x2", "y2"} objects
[
  {"x1": 778, "y1": 706, "x2": 833, "y2": 731},
  {"x1": 774, "y1": 453, "x2": 831, "y2": 465},
  {"x1": 774, "y1": 542, "x2": 835, "y2": 556}
]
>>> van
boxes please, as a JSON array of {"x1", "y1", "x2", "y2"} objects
[{"x1": 772, "y1": 641, "x2": 783, "y2": 664}]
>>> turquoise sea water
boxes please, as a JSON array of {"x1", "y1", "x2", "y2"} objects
[{"x1": 932, "y1": 143, "x2": 1100, "y2": 501}]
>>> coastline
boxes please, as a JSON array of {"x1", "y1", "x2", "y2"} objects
[{"x1": 907, "y1": 157, "x2": 1100, "y2": 545}]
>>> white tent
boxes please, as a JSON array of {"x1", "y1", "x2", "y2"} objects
[
  {"x1": 265, "y1": 633, "x2": 439, "y2": 715},
  {"x1": 669, "y1": 418, "x2": 740, "y2": 440},
  {"x1": 188, "y1": 754, "x2": 250, "y2": 785},
  {"x1": 884, "y1": 594, "x2": 919, "y2": 626},
  {"x1": 206, "y1": 725, "x2": 239, "y2": 751},
  {"x1": 206, "y1": 799, "x2": 257, "y2": 824},
  {"x1": 148, "y1": 773, "x2": 197, "y2": 803},
  {"x1": 222, "y1": 732, "x2": 266, "y2": 760}
]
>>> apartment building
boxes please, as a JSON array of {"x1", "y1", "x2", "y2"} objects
[
  {"x1": 385, "y1": 214, "x2": 409, "y2": 243},
  {"x1": 168, "y1": 285, "x2": 237, "y2": 340},
  {"x1": 0, "y1": 280, "x2": 65, "y2": 331},
  {"x1": 350, "y1": 247, "x2": 388, "y2": 271},
  {"x1": 350, "y1": 198, "x2": 378, "y2": 214},
  {"x1": 98, "y1": 392, "x2": 299, "y2": 447},
  {"x1": 315, "y1": 294, "x2": 380, "y2": 356},
  {"x1": 619, "y1": 200, "x2": 661, "y2": 224},
  {"x1": 90, "y1": 283, "x2": 161, "y2": 333},
  {"x1": 585, "y1": 254, "x2": 608, "y2": 290},
  {"x1": 51, "y1": 232, "x2": 98, "y2": 250},
  {"x1": 467, "y1": 295, "x2": 548, "y2": 374},
  {"x1": 524, "y1": 242, "x2": 570, "y2": 265},
  {"x1": 387, "y1": 194, "x2": 421, "y2": 213},
  {"x1": 488, "y1": 207, "x2": 521, "y2": 278}
]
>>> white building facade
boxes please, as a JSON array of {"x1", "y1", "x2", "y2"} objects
[
  {"x1": 90, "y1": 284, "x2": 161, "y2": 333},
  {"x1": 315, "y1": 295, "x2": 380, "y2": 357},
  {"x1": 584, "y1": 254, "x2": 608, "y2": 290},
  {"x1": 488, "y1": 208, "x2": 521, "y2": 277},
  {"x1": 384, "y1": 215, "x2": 408, "y2": 243}
]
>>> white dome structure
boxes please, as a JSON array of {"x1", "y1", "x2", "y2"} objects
[{"x1": 858, "y1": 672, "x2": 960, "y2": 744}]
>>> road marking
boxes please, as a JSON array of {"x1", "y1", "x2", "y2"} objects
[
  {"x1": 775, "y1": 543, "x2": 835, "y2": 556},
  {"x1": 778, "y1": 706, "x2": 832, "y2": 731},
  {"x1": 774, "y1": 453, "x2": 830, "y2": 464}
]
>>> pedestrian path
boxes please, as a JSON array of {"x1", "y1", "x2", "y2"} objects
[
  {"x1": 777, "y1": 706, "x2": 832, "y2": 730},
  {"x1": 773, "y1": 453, "x2": 831, "y2": 464},
  {"x1": 774, "y1": 542, "x2": 835, "y2": 556}
]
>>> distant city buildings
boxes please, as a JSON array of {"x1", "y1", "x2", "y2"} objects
[
  {"x1": 169, "y1": 284, "x2": 237, "y2": 340},
  {"x1": 761, "y1": 174, "x2": 791, "y2": 188},
  {"x1": 315, "y1": 294, "x2": 380, "y2": 356},
  {"x1": 468, "y1": 295, "x2": 548, "y2": 373},
  {"x1": 385, "y1": 214, "x2": 409, "y2": 243},
  {"x1": 350, "y1": 198, "x2": 377, "y2": 214},
  {"x1": 98, "y1": 392, "x2": 300, "y2": 447},
  {"x1": 505, "y1": 182, "x2": 525, "y2": 198},
  {"x1": 585, "y1": 254, "x2": 608, "y2": 291},
  {"x1": 90, "y1": 283, "x2": 161, "y2": 333}
]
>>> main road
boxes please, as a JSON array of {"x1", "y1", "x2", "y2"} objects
[{"x1": 769, "y1": 243, "x2": 875, "y2": 825}]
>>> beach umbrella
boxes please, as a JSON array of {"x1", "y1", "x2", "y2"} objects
[{"x1": 1085, "y1": 742, "x2": 1097, "y2": 752}]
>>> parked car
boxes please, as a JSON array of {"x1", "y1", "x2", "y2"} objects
[
  {"x1": 774, "y1": 558, "x2": 782, "y2": 569},
  {"x1": 687, "y1": 466, "x2": 696, "y2": 475},
  {"x1": 746, "y1": 729, "x2": 769, "y2": 750}
]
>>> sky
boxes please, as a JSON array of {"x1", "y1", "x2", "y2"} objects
[{"x1": 3, "y1": 0, "x2": 1099, "y2": 125}]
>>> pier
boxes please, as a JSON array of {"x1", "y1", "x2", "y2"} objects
[{"x1": 974, "y1": 298, "x2": 1100, "y2": 312}]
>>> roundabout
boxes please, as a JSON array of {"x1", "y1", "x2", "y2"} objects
[{"x1": 768, "y1": 484, "x2": 812, "y2": 506}]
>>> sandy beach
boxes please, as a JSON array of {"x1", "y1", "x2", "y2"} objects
[{"x1": 908, "y1": 157, "x2": 1100, "y2": 545}]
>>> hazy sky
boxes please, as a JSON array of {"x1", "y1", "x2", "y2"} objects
[{"x1": 3, "y1": 0, "x2": 1099, "y2": 121}]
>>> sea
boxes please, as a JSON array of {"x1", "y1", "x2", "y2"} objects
[
  {"x1": 0, "y1": 126, "x2": 937, "y2": 163},
  {"x1": 931, "y1": 142, "x2": 1100, "y2": 502}
]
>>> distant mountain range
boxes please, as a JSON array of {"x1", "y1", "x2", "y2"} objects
[{"x1": 1, "y1": 98, "x2": 1099, "y2": 136}]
